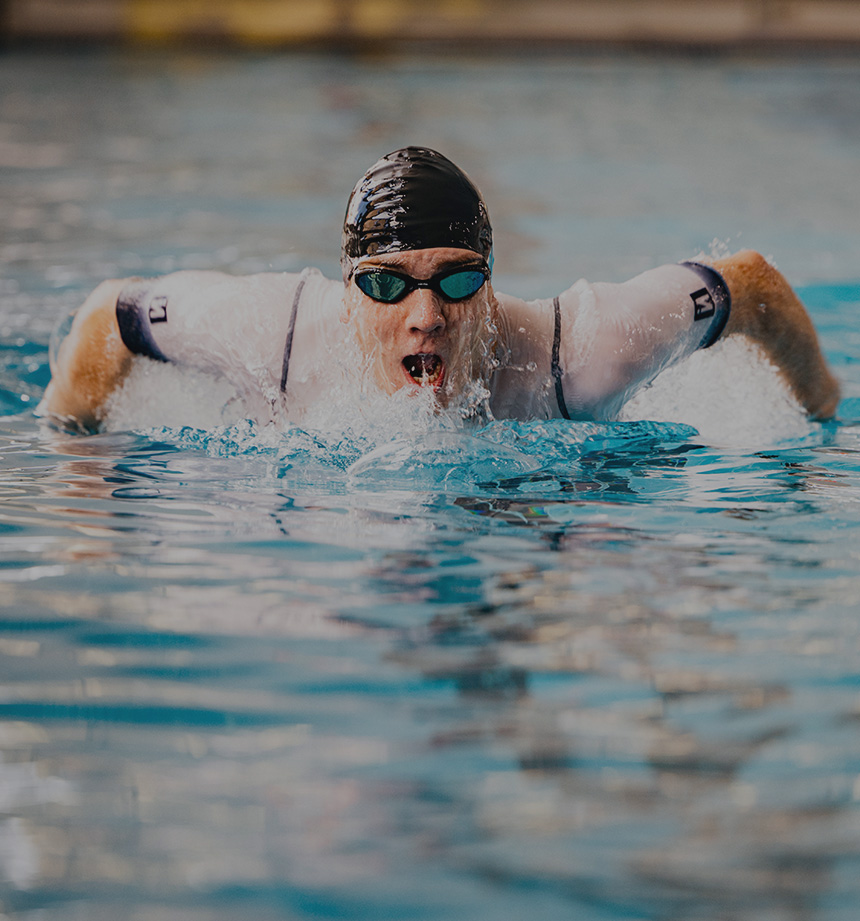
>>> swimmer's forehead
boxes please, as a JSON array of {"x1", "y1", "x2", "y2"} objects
[{"x1": 353, "y1": 247, "x2": 486, "y2": 275}]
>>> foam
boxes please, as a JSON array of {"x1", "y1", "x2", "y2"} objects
[
  {"x1": 619, "y1": 336, "x2": 813, "y2": 447},
  {"x1": 102, "y1": 335, "x2": 814, "y2": 451},
  {"x1": 102, "y1": 359, "x2": 244, "y2": 433}
]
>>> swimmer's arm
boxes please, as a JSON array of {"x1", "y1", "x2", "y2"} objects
[
  {"x1": 712, "y1": 250, "x2": 840, "y2": 419},
  {"x1": 39, "y1": 280, "x2": 134, "y2": 431},
  {"x1": 551, "y1": 265, "x2": 729, "y2": 421}
]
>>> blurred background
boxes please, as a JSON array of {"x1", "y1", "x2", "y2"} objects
[{"x1": 4, "y1": 0, "x2": 860, "y2": 49}]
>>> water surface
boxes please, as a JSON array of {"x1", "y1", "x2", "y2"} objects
[{"x1": 2, "y1": 48, "x2": 860, "y2": 921}]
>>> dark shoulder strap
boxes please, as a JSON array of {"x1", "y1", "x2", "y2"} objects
[
  {"x1": 551, "y1": 296, "x2": 571, "y2": 420},
  {"x1": 280, "y1": 272, "x2": 309, "y2": 393}
]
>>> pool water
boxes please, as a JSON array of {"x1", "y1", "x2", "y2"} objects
[{"x1": 3, "y1": 49, "x2": 860, "y2": 921}]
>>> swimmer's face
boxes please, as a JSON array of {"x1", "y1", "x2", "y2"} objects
[{"x1": 343, "y1": 247, "x2": 497, "y2": 406}]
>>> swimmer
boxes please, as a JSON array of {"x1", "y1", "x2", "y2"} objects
[{"x1": 40, "y1": 146, "x2": 840, "y2": 432}]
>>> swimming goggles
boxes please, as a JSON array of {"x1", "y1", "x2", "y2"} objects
[{"x1": 351, "y1": 263, "x2": 490, "y2": 304}]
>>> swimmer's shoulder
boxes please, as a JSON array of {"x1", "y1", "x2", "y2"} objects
[
  {"x1": 494, "y1": 290, "x2": 556, "y2": 363},
  {"x1": 114, "y1": 268, "x2": 343, "y2": 328},
  {"x1": 118, "y1": 267, "x2": 328, "y2": 304},
  {"x1": 489, "y1": 291, "x2": 556, "y2": 418}
]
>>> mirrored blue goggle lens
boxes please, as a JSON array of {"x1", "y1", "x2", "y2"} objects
[
  {"x1": 438, "y1": 270, "x2": 487, "y2": 300},
  {"x1": 355, "y1": 272, "x2": 409, "y2": 302}
]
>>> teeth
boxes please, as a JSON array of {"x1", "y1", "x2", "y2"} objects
[{"x1": 404, "y1": 354, "x2": 442, "y2": 385}]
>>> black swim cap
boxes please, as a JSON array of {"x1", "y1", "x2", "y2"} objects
[{"x1": 342, "y1": 147, "x2": 493, "y2": 278}]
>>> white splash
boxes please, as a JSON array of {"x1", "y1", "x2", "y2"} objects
[
  {"x1": 101, "y1": 335, "x2": 814, "y2": 451},
  {"x1": 102, "y1": 359, "x2": 244, "y2": 432},
  {"x1": 619, "y1": 336, "x2": 813, "y2": 446}
]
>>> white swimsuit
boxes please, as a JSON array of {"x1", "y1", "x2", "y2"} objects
[{"x1": 115, "y1": 262, "x2": 729, "y2": 424}]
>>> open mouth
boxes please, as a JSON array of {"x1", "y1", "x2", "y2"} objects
[{"x1": 402, "y1": 353, "x2": 444, "y2": 389}]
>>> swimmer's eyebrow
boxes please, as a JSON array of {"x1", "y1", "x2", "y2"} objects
[{"x1": 358, "y1": 253, "x2": 482, "y2": 271}]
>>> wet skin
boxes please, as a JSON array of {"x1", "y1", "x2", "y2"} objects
[{"x1": 342, "y1": 247, "x2": 498, "y2": 406}]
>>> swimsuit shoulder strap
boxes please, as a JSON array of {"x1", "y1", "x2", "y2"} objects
[
  {"x1": 551, "y1": 296, "x2": 571, "y2": 420},
  {"x1": 280, "y1": 269, "x2": 310, "y2": 393}
]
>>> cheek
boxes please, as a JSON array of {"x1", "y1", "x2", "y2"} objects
[
  {"x1": 444, "y1": 298, "x2": 497, "y2": 390},
  {"x1": 346, "y1": 307, "x2": 406, "y2": 392},
  {"x1": 450, "y1": 300, "x2": 491, "y2": 350},
  {"x1": 343, "y1": 288, "x2": 409, "y2": 394},
  {"x1": 349, "y1": 306, "x2": 397, "y2": 353}
]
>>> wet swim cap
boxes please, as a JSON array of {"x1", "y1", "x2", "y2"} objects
[{"x1": 341, "y1": 147, "x2": 493, "y2": 279}]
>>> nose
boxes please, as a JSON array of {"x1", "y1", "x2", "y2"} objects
[{"x1": 405, "y1": 289, "x2": 446, "y2": 335}]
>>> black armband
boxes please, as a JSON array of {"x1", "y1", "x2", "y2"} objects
[
  {"x1": 116, "y1": 280, "x2": 170, "y2": 363},
  {"x1": 680, "y1": 261, "x2": 731, "y2": 349}
]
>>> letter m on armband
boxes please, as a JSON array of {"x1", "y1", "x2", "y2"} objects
[
  {"x1": 149, "y1": 295, "x2": 168, "y2": 323},
  {"x1": 690, "y1": 287, "x2": 715, "y2": 322}
]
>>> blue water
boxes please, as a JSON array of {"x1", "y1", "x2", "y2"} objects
[{"x1": 3, "y1": 49, "x2": 860, "y2": 921}]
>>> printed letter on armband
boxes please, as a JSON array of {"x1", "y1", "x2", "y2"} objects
[
  {"x1": 680, "y1": 262, "x2": 731, "y2": 349},
  {"x1": 116, "y1": 281, "x2": 170, "y2": 363}
]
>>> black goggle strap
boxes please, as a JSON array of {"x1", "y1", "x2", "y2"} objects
[{"x1": 353, "y1": 263, "x2": 489, "y2": 303}]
